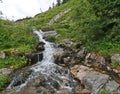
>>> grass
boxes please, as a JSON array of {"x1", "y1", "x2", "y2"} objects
[{"x1": 0, "y1": 76, "x2": 10, "y2": 91}]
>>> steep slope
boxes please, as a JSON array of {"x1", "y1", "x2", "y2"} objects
[{"x1": 23, "y1": 0, "x2": 120, "y2": 55}]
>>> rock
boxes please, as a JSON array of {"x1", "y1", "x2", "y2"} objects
[
  {"x1": 77, "y1": 47, "x2": 87, "y2": 61},
  {"x1": 36, "y1": 42, "x2": 45, "y2": 51},
  {"x1": 56, "y1": 89, "x2": 70, "y2": 94},
  {"x1": 43, "y1": 30, "x2": 60, "y2": 40},
  {"x1": 0, "y1": 68, "x2": 13, "y2": 76},
  {"x1": 0, "y1": 52, "x2": 5, "y2": 59},
  {"x1": 82, "y1": 72, "x2": 109, "y2": 93},
  {"x1": 48, "y1": 8, "x2": 71, "y2": 25},
  {"x1": 85, "y1": 52, "x2": 106, "y2": 68},
  {"x1": 53, "y1": 48, "x2": 64, "y2": 65},
  {"x1": 71, "y1": 65, "x2": 92, "y2": 81},
  {"x1": 104, "y1": 80, "x2": 120, "y2": 92},
  {"x1": 86, "y1": 53, "x2": 106, "y2": 65},
  {"x1": 82, "y1": 71, "x2": 120, "y2": 94},
  {"x1": 26, "y1": 52, "x2": 43, "y2": 64},
  {"x1": 63, "y1": 39, "x2": 76, "y2": 48},
  {"x1": 80, "y1": 89, "x2": 91, "y2": 94},
  {"x1": 111, "y1": 54, "x2": 120, "y2": 65}
]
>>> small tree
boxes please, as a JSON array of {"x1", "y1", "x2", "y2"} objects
[{"x1": 56, "y1": 0, "x2": 61, "y2": 6}]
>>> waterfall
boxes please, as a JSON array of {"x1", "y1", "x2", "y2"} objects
[{"x1": 6, "y1": 30, "x2": 79, "y2": 94}]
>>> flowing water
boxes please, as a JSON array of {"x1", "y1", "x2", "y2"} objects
[{"x1": 5, "y1": 30, "x2": 80, "y2": 94}]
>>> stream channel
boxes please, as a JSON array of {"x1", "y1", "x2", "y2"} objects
[{"x1": 3, "y1": 30, "x2": 80, "y2": 94}]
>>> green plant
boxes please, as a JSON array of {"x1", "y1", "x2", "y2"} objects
[
  {"x1": 100, "y1": 90, "x2": 111, "y2": 94},
  {"x1": 47, "y1": 35, "x2": 56, "y2": 42},
  {"x1": 0, "y1": 76, "x2": 10, "y2": 90},
  {"x1": 111, "y1": 61, "x2": 119, "y2": 67}
]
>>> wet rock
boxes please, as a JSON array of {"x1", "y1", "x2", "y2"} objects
[
  {"x1": 36, "y1": 42, "x2": 45, "y2": 51},
  {"x1": 111, "y1": 54, "x2": 120, "y2": 65},
  {"x1": 0, "y1": 68, "x2": 13, "y2": 76},
  {"x1": 53, "y1": 48, "x2": 64, "y2": 65},
  {"x1": 9, "y1": 69, "x2": 33, "y2": 87},
  {"x1": 26, "y1": 52, "x2": 43, "y2": 64},
  {"x1": 0, "y1": 52, "x2": 5, "y2": 59}
]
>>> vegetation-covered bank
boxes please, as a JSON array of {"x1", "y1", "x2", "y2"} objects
[
  {"x1": 0, "y1": 0, "x2": 120, "y2": 91},
  {"x1": 0, "y1": 19, "x2": 36, "y2": 90},
  {"x1": 22, "y1": 0, "x2": 120, "y2": 56}
]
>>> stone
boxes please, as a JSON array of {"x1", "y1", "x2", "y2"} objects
[
  {"x1": 56, "y1": 89, "x2": 70, "y2": 94},
  {"x1": 0, "y1": 52, "x2": 5, "y2": 59},
  {"x1": 104, "y1": 80, "x2": 120, "y2": 93},
  {"x1": 0, "y1": 68, "x2": 13, "y2": 76},
  {"x1": 26, "y1": 52, "x2": 43, "y2": 64},
  {"x1": 36, "y1": 42, "x2": 45, "y2": 51},
  {"x1": 111, "y1": 54, "x2": 120, "y2": 65},
  {"x1": 63, "y1": 39, "x2": 76, "y2": 48},
  {"x1": 43, "y1": 30, "x2": 59, "y2": 40},
  {"x1": 81, "y1": 89, "x2": 91, "y2": 94},
  {"x1": 82, "y1": 72, "x2": 109, "y2": 93},
  {"x1": 82, "y1": 71, "x2": 120, "y2": 94},
  {"x1": 71, "y1": 65, "x2": 92, "y2": 81},
  {"x1": 77, "y1": 47, "x2": 87, "y2": 60}
]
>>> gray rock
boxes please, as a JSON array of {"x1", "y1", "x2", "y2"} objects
[
  {"x1": 48, "y1": 8, "x2": 71, "y2": 25},
  {"x1": 111, "y1": 54, "x2": 120, "y2": 65},
  {"x1": 82, "y1": 72, "x2": 120, "y2": 94},
  {"x1": 82, "y1": 72, "x2": 109, "y2": 94},
  {"x1": 0, "y1": 68, "x2": 13, "y2": 76},
  {"x1": 77, "y1": 47, "x2": 87, "y2": 59},
  {"x1": 104, "y1": 80, "x2": 120, "y2": 92},
  {"x1": 0, "y1": 52, "x2": 5, "y2": 59},
  {"x1": 43, "y1": 31, "x2": 58, "y2": 38}
]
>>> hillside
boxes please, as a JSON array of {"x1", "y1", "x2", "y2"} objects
[
  {"x1": 0, "y1": 0, "x2": 120, "y2": 92},
  {"x1": 22, "y1": 0, "x2": 120, "y2": 55}
]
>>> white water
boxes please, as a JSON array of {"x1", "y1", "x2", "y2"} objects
[{"x1": 31, "y1": 30, "x2": 56, "y2": 72}]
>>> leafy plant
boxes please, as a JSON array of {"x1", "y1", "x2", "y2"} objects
[
  {"x1": 0, "y1": 76, "x2": 10, "y2": 91},
  {"x1": 111, "y1": 61, "x2": 119, "y2": 67},
  {"x1": 100, "y1": 90, "x2": 111, "y2": 94},
  {"x1": 47, "y1": 35, "x2": 56, "y2": 42}
]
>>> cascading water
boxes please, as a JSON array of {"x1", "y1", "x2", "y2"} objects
[{"x1": 4, "y1": 30, "x2": 80, "y2": 94}]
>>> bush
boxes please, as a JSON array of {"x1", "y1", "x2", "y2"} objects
[{"x1": 47, "y1": 35, "x2": 56, "y2": 42}]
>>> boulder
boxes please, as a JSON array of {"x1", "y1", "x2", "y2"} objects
[
  {"x1": 43, "y1": 30, "x2": 60, "y2": 40},
  {"x1": 0, "y1": 52, "x2": 5, "y2": 59},
  {"x1": 26, "y1": 52, "x2": 43, "y2": 64},
  {"x1": 85, "y1": 52, "x2": 106, "y2": 64},
  {"x1": 36, "y1": 42, "x2": 45, "y2": 51},
  {"x1": 111, "y1": 54, "x2": 120, "y2": 65},
  {"x1": 0, "y1": 68, "x2": 13, "y2": 76},
  {"x1": 71, "y1": 65, "x2": 92, "y2": 81},
  {"x1": 77, "y1": 47, "x2": 87, "y2": 61},
  {"x1": 82, "y1": 71, "x2": 120, "y2": 94}
]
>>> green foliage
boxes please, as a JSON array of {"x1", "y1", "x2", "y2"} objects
[
  {"x1": 47, "y1": 35, "x2": 56, "y2": 42},
  {"x1": 100, "y1": 90, "x2": 111, "y2": 94},
  {"x1": 111, "y1": 61, "x2": 119, "y2": 67},
  {"x1": 0, "y1": 76, "x2": 10, "y2": 90},
  {"x1": 0, "y1": 56, "x2": 27, "y2": 69}
]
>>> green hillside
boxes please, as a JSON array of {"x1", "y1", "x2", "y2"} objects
[
  {"x1": 23, "y1": 0, "x2": 120, "y2": 55},
  {"x1": 0, "y1": 0, "x2": 120, "y2": 90}
]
